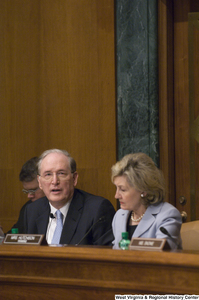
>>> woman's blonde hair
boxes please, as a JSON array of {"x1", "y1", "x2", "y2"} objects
[{"x1": 111, "y1": 153, "x2": 166, "y2": 205}]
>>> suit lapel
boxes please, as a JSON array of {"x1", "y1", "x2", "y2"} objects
[
  {"x1": 60, "y1": 189, "x2": 84, "y2": 244},
  {"x1": 121, "y1": 210, "x2": 130, "y2": 232},
  {"x1": 35, "y1": 198, "x2": 50, "y2": 234},
  {"x1": 134, "y1": 202, "x2": 163, "y2": 237}
]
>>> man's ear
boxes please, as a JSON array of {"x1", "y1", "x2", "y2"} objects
[
  {"x1": 37, "y1": 174, "x2": 43, "y2": 190},
  {"x1": 73, "y1": 172, "x2": 78, "y2": 186}
]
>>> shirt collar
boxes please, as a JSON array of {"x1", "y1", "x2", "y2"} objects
[{"x1": 49, "y1": 199, "x2": 72, "y2": 223}]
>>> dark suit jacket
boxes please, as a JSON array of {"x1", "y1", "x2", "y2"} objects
[
  {"x1": 7, "y1": 200, "x2": 32, "y2": 234},
  {"x1": 24, "y1": 189, "x2": 115, "y2": 246}
]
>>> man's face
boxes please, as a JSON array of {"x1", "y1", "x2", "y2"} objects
[
  {"x1": 38, "y1": 152, "x2": 78, "y2": 209},
  {"x1": 22, "y1": 178, "x2": 45, "y2": 202}
]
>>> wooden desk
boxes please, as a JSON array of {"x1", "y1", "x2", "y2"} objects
[{"x1": 0, "y1": 245, "x2": 199, "y2": 299}]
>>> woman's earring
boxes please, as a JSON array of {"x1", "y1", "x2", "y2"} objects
[{"x1": 141, "y1": 193, "x2": 144, "y2": 198}]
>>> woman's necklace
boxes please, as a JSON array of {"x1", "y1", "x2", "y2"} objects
[{"x1": 131, "y1": 211, "x2": 144, "y2": 222}]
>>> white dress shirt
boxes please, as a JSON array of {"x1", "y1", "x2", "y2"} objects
[{"x1": 46, "y1": 200, "x2": 71, "y2": 244}]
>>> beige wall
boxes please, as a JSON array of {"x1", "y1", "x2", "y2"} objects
[{"x1": 0, "y1": 0, "x2": 117, "y2": 232}]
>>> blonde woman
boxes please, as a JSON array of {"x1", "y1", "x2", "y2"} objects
[{"x1": 111, "y1": 153, "x2": 182, "y2": 250}]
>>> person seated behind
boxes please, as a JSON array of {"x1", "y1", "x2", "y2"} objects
[
  {"x1": 24, "y1": 149, "x2": 115, "y2": 246},
  {"x1": 111, "y1": 152, "x2": 182, "y2": 250},
  {"x1": 7, "y1": 157, "x2": 45, "y2": 233}
]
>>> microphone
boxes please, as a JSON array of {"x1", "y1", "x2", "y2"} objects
[
  {"x1": 50, "y1": 213, "x2": 55, "y2": 219},
  {"x1": 75, "y1": 216, "x2": 106, "y2": 246},
  {"x1": 160, "y1": 226, "x2": 179, "y2": 248}
]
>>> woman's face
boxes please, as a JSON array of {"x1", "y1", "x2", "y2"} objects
[{"x1": 113, "y1": 175, "x2": 143, "y2": 211}]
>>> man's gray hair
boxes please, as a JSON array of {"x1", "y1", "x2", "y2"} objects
[{"x1": 37, "y1": 149, "x2": 76, "y2": 174}]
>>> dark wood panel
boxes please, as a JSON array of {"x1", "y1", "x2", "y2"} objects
[
  {"x1": 190, "y1": 13, "x2": 199, "y2": 220},
  {"x1": 173, "y1": 0, "x2": 191, "y2": 217},
  {"x1": 158, "y1": 0, "x2": 175, "y2": 205},
  {"x1": 159, "y1": 0, "x2": 199, "y2": 221}
]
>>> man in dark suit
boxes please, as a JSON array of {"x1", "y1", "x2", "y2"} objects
[
  {"x1": 24, "y1": 149, "x2": 115, "y2": 246},
  {"x1": 7, "y1": 157, "x2": 45, "y2": 233}
]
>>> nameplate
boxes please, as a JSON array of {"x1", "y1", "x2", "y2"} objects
[
  {"x1": 3, "y1": 234, "x2": 47, "y2": 245},
  {"x1": 129, "y1": 238, "x2": 170, "y2": 251}
]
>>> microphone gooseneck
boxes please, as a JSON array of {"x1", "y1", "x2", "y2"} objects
[
  {"x1": 160, "y1": 226, "x2": 179, "y2": 248},
  {"x1": 75, "y1": 216, "x2": 106, "y2": 246}
]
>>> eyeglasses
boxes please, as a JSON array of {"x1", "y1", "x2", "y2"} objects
[
  {"x1": 22, "y1": 187, "x2": 40, "y2": 195},
  {"x1": 39, "y1": 171, "x2": 71, "y2": 182}
]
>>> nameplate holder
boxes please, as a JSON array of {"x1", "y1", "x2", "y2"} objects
[
  {"x1": 3, "y1": 234, "x2": 47, "y2": 246},
  {"x1": 129, "y1": 237, "x2": 170, "y2": 251}
]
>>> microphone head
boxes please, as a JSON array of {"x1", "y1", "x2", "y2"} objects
[
  {"x1": 160, "y1": 227, "x2": 171, "y2": 238},
  {"x1": 160, "y1": 226, "x2": 168, "y2": 235},
  {"x1": 50, "y1": 213, "x2": 55, "y2": 219},
  {"x1": 160, "y1": 226, "x2": 167, "y2": 234}
]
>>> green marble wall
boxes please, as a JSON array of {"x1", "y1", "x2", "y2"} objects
[{"x1": 116, "y1": 0, "x2": 159, "y2": 165}]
